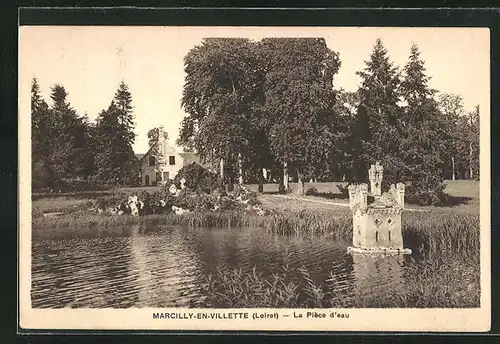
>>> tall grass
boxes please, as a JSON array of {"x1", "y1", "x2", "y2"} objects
[
  {"x1": 263, "y1": 208, "x2": 479, "y2": 260},
  {"x1": 33, "y1": 206, "x2": 479, "y2": 261},
  {"x1": 263, "y1": 209, "x2": 352, "y2": 241},
  {"x1": 201, "y1": 256, "x2": 479, "y2": 308},
  {"x1": 402, "y1": 211, "x2": 479, "y2": 260}
]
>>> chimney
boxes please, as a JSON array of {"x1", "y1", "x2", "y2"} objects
[{"x1": 156, "y1": 126, "x2": 166, "y2": 164}]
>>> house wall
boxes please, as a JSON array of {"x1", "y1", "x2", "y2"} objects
[{"x1": 139, "y1": 135, "x2": 207, "y2": 186}]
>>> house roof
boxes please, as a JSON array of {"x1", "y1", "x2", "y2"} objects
[{"x1": 138, "y1": 136, "x2": 197, "y2": 162}]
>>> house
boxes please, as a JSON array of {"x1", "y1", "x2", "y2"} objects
[{"x1": 137, "y1": 126, "x2": 202, "y2": 186}]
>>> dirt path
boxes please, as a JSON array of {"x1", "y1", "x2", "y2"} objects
[{"x1": 266, "y1": 194, "x2": 425, "y2": 212}]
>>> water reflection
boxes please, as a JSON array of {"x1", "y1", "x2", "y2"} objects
[
  {"x1": 32, "y1": 226, "x2": 413, "y2": 308},
  {"x1": 350, "y1": 253, "x2": 405, "y2": 306}
]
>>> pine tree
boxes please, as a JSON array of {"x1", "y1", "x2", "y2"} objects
[
  {"x1": 93, "y1": 82, "x2": 138, "y2": 185},
  {"x1": 114, "y1": 81, "x2": 135, "y2": 133},
  {"x1": 399, "y1": 44, "x2": 447, "y2": 205},
  {"x1": 31, "y1": 77, "x2": 53, "y2": 188},
  {"x1": 354, "y1": 39, "x2": 402, "y2": 185},
  {"x1": 45, "y1": 84, "x2": 88, "y2": 185}
]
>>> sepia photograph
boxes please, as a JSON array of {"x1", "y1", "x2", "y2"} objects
[{"x1": 18, "y1": 25, "x2": 490, "y2": 332}]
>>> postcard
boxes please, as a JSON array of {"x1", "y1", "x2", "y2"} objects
[{"x1": 19, "y1": 25, "x2": 491, "y2": 332}]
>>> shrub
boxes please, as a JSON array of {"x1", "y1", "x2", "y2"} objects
[
  {"x1": 173, "y1": 163, "x2": 220, "y2": 194},
  {"x1": 405, "y1": 182, "x2": 449, "y2": 206},
  {"x1": 337, "y1": 183, "x2": 351, "y2": 198},
  {"x1": 305, "y1": 187, "x2": 319, "y2": 196}
]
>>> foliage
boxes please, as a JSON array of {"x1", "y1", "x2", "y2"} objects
[
  {"x1": 93, "y1": 82, "x2": 138, "y2": 185},
  {"x1": 173, "y1": 162, "x2": 221, "y2": 194},
  {"x1": 147, "y1": 127, "x2": 169, "y2": 155},
  {"x1": 305, "y1": 187, "x2": 319, "y2": 196},
  {"x1": 259, "y1": 38, "x2": 341, "y2": 193},
  {"x1": 397, "y1": 44, "x2": 448, "y2": 204},
  {"x1": 179, "y1": 38, "x2": 265, "y2": 186},
  {"x1": 31, "y1": 79, "x2": 92, "y2": 189},
  {"x1": 352, "y1": 39, "x2": 403, "y2": 184}
]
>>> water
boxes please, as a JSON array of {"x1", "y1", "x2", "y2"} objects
[{"x1": 32, "y1": 225, "x2": 416, "y2": 308}]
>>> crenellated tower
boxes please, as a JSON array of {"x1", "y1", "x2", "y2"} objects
[
  {"x1": 347, "y1": 162, "x2": 411, "y2": 255},
  {"x1": 368, "y1": 161, "x2": 383, "y2": 196}
]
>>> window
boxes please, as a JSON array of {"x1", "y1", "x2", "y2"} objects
[
  {"x1": 149, "y1": 156, "x2": 156, "y2": 166},
  {"x1": 156, "y1": 171, "x2": 162, "y2": 182},
  {"x1": 169, "y1": 156, "x2": 176, "y2": 165},
  {"x1": 163, "y1": 172, "x2": 169, "y2": 180}
]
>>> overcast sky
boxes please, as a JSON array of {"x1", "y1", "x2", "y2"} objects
[{"x1": 19, "y1": 26, "x2": 489, "y2": 154}]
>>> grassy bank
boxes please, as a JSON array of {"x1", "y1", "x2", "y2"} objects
[
  {"x1": 33, "y1": 205, "x2": 479, "y2": 262},
  {"x1": 201, "y1": 255, "x2": 479, "y2": 308},
  {"x1": 31, "y1": 183, "x2": 480, "y2": 308}
]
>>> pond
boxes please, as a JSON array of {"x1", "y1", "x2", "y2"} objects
[{"x1": 31, "y1": 225, "x2": 465, "y2": 308}]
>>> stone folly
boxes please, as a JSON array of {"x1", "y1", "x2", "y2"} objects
[{"x1": 347, "y1": 162, "x2": 411, "y2": 255}]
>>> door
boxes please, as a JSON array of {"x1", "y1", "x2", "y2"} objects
[{"x1": 145, "y1": 175, "x2": 150, "y2": 186}]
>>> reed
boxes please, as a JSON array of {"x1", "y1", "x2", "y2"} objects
[
  {"x1": 263, "y1": 209, "x2": 352, "y2": 241},
  {"x1": 33, "y1": 206, "x2": 479, "y2": 261},
  {"x1": 201, "y1": 256, "x2": 479, "y2": 308},
  {"x1": 402, "y1": 211, "x2": 479, "y2": 260}
]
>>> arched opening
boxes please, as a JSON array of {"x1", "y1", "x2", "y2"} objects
[
  {"x1": 375, "y1": 231, "x2": 379, "y2": 243},
  {"x1": 389, "y1": 231, "x2": 391, "y2": 242}
]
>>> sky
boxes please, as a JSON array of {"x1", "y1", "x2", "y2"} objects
[{"x1": 19, "y1": 26, "x2": 490, "y2": 154}]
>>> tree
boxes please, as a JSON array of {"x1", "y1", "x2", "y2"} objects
[
  {"x1": 45, "y1": 84, "x2": 89, "y2": 184},
  {"x1": 437, "y1": 93, "x2": 466, "y2": 180},
  {"x1": 179, "y1": 38, "x2": 263, "y2": 191},
  {"x1": 114, "y1": 81, "x2": 135, "y2": 132},
  {"x1": 353, "y1": 39, "x2": 402, "y2": 185},
  {"x1": 455, "y1": 105, "x2": 480, "y2": 180},
  {"x1": 329, "y1": 88, "x2": 360, "y2": 181},
  {"x1": 259, "y1": 38, "x2": 341, "y2": 194},
  {"x1": 93, "y1": 82, "x2": 138, "y2": 185},
  {"x1": 148, "y1": 127, "x2": 168, "y2": 147},
  {"x1": 398, "y1": 44, "x2": 447, "y2": 204},
  {"x1": 31, "y1": 77, "x2": 52, "y2": 188},
  {"x1": 147, "y1": 127, "x2": 169, "y2": 156}
]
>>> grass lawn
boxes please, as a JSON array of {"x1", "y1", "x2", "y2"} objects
[
  {"x1": 32, "y1": 179, "x2": 479, "y2": 215},
  {"x1": 247, "y1": 179, "x2": 479, "y2": 214}
]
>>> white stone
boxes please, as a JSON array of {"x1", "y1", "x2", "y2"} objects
[{"x1": 169, "y1": 184, "x2": 178, "y2": 195}]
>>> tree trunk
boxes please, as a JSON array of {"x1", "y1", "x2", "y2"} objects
[
  {"x1": 283, "y1": 162, "x2": 290, "y2": 192},
  {"x1": 278, "y1": 167, "x2": 285, "y2": 194},
  {"x1": 297, "y1": 169, "x2": 304, "y2": 195},
  {"x1": 220, "y1": 157, "x2": 224, "y2": 180},
  {"x1": 258, "y1": 166, "x2": 264, "y2": 193},
  {"x1": 237, "y1": 152, "x2": 243, "y2": 185},
  {"x1": 451, "y1": 156, "x2": 456, "y2": 181},
  {"x1": 469, "y1": 142, "x2": 473, "y2": 179},
  {"x1": 220, "y1": 157, "x2": 229, "y2": 193}
]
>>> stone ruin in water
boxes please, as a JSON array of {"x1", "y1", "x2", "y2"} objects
[{"x1": 347, "y1": 162, "x2": 411, "y2": 254}]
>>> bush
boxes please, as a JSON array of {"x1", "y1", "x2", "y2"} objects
[
  {"x1": 305, "y1": 187, "x2": 319, "y2": 196},
  {"x1": 405, "y1": 182, "x2": 449, "y2": 206},
  {"x1": 336, "y1": 183, "x2": 351, "y2": 198},
  {"x1": 173, "y1": 163, "x2": 220, "y2": 194}
]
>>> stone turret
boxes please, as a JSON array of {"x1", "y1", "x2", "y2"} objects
[
  {"x1": 368, "y1": 161, "x2": 383, "y2": 196},
  {"x1": 347, "y1": 163, "x2": 411, "y2": 255},
  {"x1": 390, "y1": 182, "x2": 405, "y2": 209}
]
